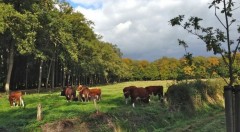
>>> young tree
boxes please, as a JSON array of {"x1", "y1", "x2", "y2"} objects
[
  {"x1": 169, "y1": 1, "x2": 240, "y2": 131},
  {"x1": 169, "y1": 0, "x2": 239, "y2": 86}
]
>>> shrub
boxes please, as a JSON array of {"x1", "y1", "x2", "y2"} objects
[{"x1": 165, "y1": 79, "x2": 224, "y2": 115}]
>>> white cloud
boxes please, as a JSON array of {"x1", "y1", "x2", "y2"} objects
[
  {"x1": 114, "y1": 21, "x2": 132, "y2": 34},
  {"x1": 67, "y1": 0, "x2": 240, "y2": 61}
]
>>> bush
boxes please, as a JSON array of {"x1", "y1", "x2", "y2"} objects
[{"x1": 165, "y1": 79, "x2": 224, "y2": 115}]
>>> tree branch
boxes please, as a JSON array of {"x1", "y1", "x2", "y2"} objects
[
  {"x1": 220, "y1": 52, "x2": 230, "y2": 68},
  {"x1": 221, "y1": 76, "x2": 229, "y2": 84},
  {"x1": 232, "y1": 39, "x2": 240, "y2": 64},
  {"x1": 215, "y1": 6, "x2": 227, "y2": 29}
]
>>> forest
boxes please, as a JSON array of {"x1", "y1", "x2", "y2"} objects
[
  {"x1": 1, "y1": 0, "x2": 240, "y2": 92},
  {"x1": 1, "y1": 0, "x2": 240, "y2": 131}
]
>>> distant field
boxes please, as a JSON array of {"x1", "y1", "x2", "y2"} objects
[{"x1": 0, "y1": 80, "x2": 225, "y2": 131}]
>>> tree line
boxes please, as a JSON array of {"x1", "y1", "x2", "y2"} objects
[
  {"x1": 0, "y1": 0, "x2": 125, "y2": 92},
  {"x1": 123, "y1": 54, "x2": 240, "y2": 81},
  {"x1": 1, "y1": 0, "x2": 239, "y2": 92}
]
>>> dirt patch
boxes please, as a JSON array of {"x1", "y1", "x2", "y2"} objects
[
  {"x1": 41, "y1": 111, "x2": 117, "y2": 132},
  {"x1": 41, "y1": 118, "x2": 89, "y2": 132}
]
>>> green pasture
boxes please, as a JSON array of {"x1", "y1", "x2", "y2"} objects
[{"x1": 0, "y1": 80, "x2": 225, "y2": 132}]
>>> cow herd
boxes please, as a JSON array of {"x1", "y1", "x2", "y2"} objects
[
  {"x1": 123, "y1": 85, "x2": 164, "y2": 107},
  {"x1": 8, "y1": 85, "x2": 163, "y2": 108},
  {"x1": 61, "y1": 85, "x2": 102, "y2": 102}
]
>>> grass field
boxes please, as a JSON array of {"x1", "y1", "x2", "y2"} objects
[{"x1": 0, "y1": 80, "x2": 225, "y2": 132}]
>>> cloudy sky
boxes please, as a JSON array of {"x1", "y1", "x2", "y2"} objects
[{"x1": 65, "y1": 0, "x2": 239, "y2": 61}]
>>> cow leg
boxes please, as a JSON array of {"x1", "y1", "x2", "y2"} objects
[
  {"x1": 131, "y1": 98, "x2": 136, "y2": 108},
  {"x1": 66, "y1": 96, "x2": 69, "y2": 102},
  {"x1": 20, "y1": 96, "x2": 24, "y2": 107},
  {"x1": 82, "y1": 94, "x2": 86, "y2": 102},
  {"x1": 71, "y1": 95, "x2": 74, "y2": 101},
  {"x1": 10, "y1": 98, "x2": 15, "y2": 107},
  {"x1": 86, "y1": 94, "x2": 89, "y2": 102},
  {"x1": 132, "y1": 102, "x2": 135, "y2": 108},
  {"x1": 125, "y1": 98, "x2": 128, "y2": 104},
  {"x1": 96, "y1": 95, "x2": 99, "y2": 101},
  {"x1": 16, "y1": 99, "x2": 20, "y2": 107},
  {"x1": 88, "y1": 95, "x2": 91, "y2": 101},
  {"x1": 158, "y1": 94, "x2": 163, "y2": 103},
  {"x1": 9, "y1": 97, "x2": 13, "y2": 107},
  {"x1": 158, "y1": 94, "x2": 161, "y2": 100}
]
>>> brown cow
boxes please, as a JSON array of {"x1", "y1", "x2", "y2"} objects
[
  {"x1": 76, "y1": 85, "x2": 88, "y2": 91},
  {"x1": 65, "y1": 87, "x2": 76, "y2": 102},
  {"x1": 9, "y1": 91, "x2": 25, "y2": 107},
  {"x1": 123, "y1": 86, "x2": 137, "y2": 104},
  {"x1": 89, "y1": 88, "x2": 101, "y2": 101},
  {"x1": 129, "y1": 87, "x2": 150, "y2": 108},
  {"x1": 77, "y1": 85, "x2": 90, "y2": 102},
  {"x1": 145, "y1": 86, "x2": 164, "y2": 101}
]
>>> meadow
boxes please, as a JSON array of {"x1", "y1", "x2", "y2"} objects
[{"x1": 0, "y1": 80, "x2": 225, "y2": 132}]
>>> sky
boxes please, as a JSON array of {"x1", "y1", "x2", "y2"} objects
[{"x1": 65, "y1": 0, "x2": 240, "y2": 61}]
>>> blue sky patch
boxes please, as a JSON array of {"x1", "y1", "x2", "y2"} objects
[{"x1": 66, "y1": 0, "x2": 102, "y2": 10}]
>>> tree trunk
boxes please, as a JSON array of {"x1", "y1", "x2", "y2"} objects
[
  {"x1": 4, "y1": 44, "x2": 14, "y2": 94},
  {"x1": 235, "y1": 85, "x2": 240, "y2": 132},
  {"x1": 67, "y1": 73, "x2": 70, "y2": 86},
  {"x1": 25, "y1": 64, "x2": 28, "y2": 89},
  {"x1": 45, "y1": 60, "x2": 52, "y2": 89},
  {"x1": 51, "y1": 54, "x2": 55, "y2": 90},
  {"x1": 224, "y1": 86, "x2": 234, "y2": 132},
  {"x1": 37, "y1": 60, "x2": 43, "y2": 93},
  {"x1": 62, "y1": 67, "x2": 66, "y2": 88}
]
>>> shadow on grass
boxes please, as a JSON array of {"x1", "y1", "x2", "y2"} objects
[{"x1": 0, "y1": 107, "x2": 37, "y2": 132}]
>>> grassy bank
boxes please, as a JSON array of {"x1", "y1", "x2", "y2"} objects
[{"x1": 0, "y1": 80, "x2": 225, "y2": 131}]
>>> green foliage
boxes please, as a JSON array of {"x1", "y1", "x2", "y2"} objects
[
  {"x1": 144, "y1": 63, "x2": 160, "y2": 80},
  {"x1": 0, "y1": 3, "x2": 16, "y2": 33},
  {"x1": 154, "y1": 57, "x2": 180, "y2": 80}
]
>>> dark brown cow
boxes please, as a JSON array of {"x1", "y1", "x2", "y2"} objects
[
  {"x1": 145, "y1": 86, "x2": 164, "y2": 101},
  {"x1": 89, "y1": 88, "x2": 101, "y2": 101},
  {"x1": 9, "y1": 91, "x2": 25, "y2": 107},
  {"x1": 65, "y1": 87, "x2": 76, "y2": 102},
  {"x1": 129, "y1": 87, "x2": 150, "y2": 108},
  {"x1": 123, "y1": 86, "x2": 137, "y2": 104}
]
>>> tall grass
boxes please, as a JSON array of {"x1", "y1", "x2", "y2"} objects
[
  {"x1": 0, "y1": 80, "x2": 225, "y2": 131},
  {"x1": 166, "y1": 79, "x2": 225, "y2": 114}
]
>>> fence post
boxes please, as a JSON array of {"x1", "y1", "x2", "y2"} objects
[
  {"x1": 224, "y1": 86, "x2": 234, "y2": 132},
  {"x1": 93, "y1": 99, "x2": 99, "y2": 114},
  {"x1": 234, "y1": 85, "x2": 240, "y2": 132},
  {"x1": 37, "y1": 103, "x2": 42, "y2": 121}
]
